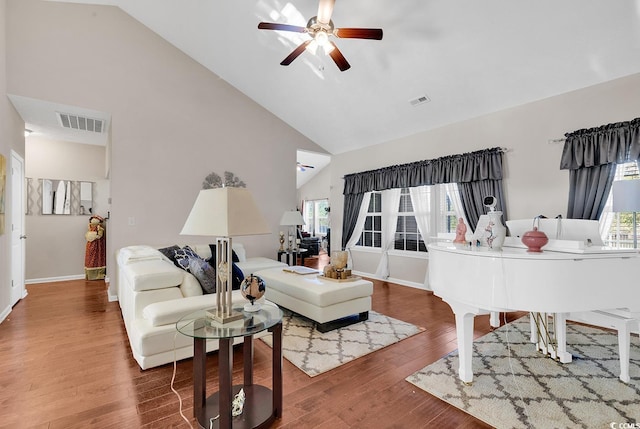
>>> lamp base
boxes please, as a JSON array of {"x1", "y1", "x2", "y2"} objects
[{"x1": 206, "y1": 307, "x2": 244, "y2": 324}]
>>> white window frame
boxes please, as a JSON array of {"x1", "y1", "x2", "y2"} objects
[
  {"x1": 356, "y1": 191, "x2": 382, "y2": 249},
  {"x1": 303, "y1": 199, "x2": 329, "y2": 236},
  {"x1": 355, "y1": 184, "x2": 463, "y2": 255},
  {"x1": 602, "y1": 161, "x2": 640, "y2": 248}
]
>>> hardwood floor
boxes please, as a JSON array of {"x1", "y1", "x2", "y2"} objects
[{"x1": 0, "y1": 253, "x2": 523, "y2": 428}]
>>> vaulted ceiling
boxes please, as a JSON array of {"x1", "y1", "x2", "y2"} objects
[{"x1": 42, "y1": 0, "x2": 640, "y2": 157}]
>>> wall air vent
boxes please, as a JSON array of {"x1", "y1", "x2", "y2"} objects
[
  {"x1": 409, "y1": 94, "x2": 431, "y2": 107},
  {"x1": 57, "y1": 112, "x2": 104, "y2": 133}
]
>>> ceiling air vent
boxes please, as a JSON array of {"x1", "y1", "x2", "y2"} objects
[
  {"x1": 57, "y1": 112, "x2": 104, "y2": 133},
  {"x1": 409, "y1": 94, "x2": 431, "y2": 107}
]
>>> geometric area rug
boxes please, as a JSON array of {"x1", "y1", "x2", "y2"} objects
[
  {"x1": 260, "y1": 309, "x2": 423, "y2": 377},
  {"x1": 406, "y1": 316, "x2": 640, "y2": 428}
]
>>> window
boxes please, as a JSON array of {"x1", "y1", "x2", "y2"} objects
[
  {"x1": 303, "y1": 199, "x2": 330, "y2": 236},
  {"x1": 357, "y1": 192, "x2": 382, "y2": 248},
  {"x1": 355, "y1": 184, "x2": 462, "y2": 252},
  {"x1": 395, "y1": 188, "x2": 427, "y2": 252},
  {"x1": 603, "y1": 161, "x2": 640, "y2": 248},
  {"x1": 439, "y1": 188, "x2": 459, "y2": 234}
]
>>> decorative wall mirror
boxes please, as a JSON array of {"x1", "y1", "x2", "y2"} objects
[
  {"x1": 39, "y1": 179, "x2": 93, "y2": 215},
  {"x1": 80, "y1": 181, "x2": 93, "y2": 215},
  {"x1": 42, "y1": 179, "x2": 71, "y2": 215}
]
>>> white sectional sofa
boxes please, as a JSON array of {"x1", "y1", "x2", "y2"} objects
[{"x1": 116, "y1": 243, "x2": 287, "y2": 370}]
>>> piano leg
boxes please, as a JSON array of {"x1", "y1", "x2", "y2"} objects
[
  {"x1": 617, "y1": 320, "x2": 633, "y2": 383},
  {"x1": 446, "y1": 300, "x2": 482, "y2": 384},
  {"x1": 455, "y1": 311, "x2": 476, "y2": 384},
  {"x1": 489, "y1": 312, "x2": 500, "y2": 328}
]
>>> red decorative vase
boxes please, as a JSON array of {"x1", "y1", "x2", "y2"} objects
[{"x1": 521, "y1": 226, "x2": 549, "y2": 252}]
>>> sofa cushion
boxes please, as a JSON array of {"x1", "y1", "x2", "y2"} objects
[
  {"x1": 180, "y1": 273, "x2": 204, "y2": 297},
  {"x1": 125, "y1": 259, "x2": 185, "y2": 291},
  {"x1": 119, "y1": 245, "x2": 163, "y2": 264}
]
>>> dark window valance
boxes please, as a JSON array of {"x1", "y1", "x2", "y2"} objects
[
  {"x1": 560, "y1": 117, "x2": 640, "y2": 170},
  {"x1": 343, "y1": 147, "x2": 504, "y2": 195}
]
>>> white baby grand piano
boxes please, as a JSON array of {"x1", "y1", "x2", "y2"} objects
[{"x1": 428, "y1": 219, "x2": 640, "y2": 384}]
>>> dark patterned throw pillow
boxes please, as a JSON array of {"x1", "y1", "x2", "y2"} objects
[
  {"x1": 188, "y1": 257, "x2": 216, "y2": 294},
  {"x1": 158, "y1": 245, "x2": 180, "y2": 265},
  {"x1": 174, "y1": 245, "x2": 199, "y2": 271}
]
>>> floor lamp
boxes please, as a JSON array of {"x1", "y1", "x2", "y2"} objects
[
  {"x1": 180, "y1": 187, "x2": 270, "y2": 323},
  {"x1": 280, "y1": 210, "x2": 305, "y2": 252},
  {"x1": 612, "y1": 179, "x2": 640, "y2": 249}
]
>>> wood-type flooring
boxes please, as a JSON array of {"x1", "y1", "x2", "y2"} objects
[{"x1": 0, "y1": 252, "x2": 524, "y2": 428}]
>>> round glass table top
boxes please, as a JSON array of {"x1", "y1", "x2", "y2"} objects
[{"x1": 175, "y1": 304, "x2": 283, "y2": 340}]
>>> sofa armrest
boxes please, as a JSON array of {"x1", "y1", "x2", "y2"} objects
[
  {"x1": 124, "y1": 259, "x2": 185, "y2": 291},
  {"x1": 237, "y1": 257, "x2": 287, "y2": 276},
  {"x1": 142, "y1": 291, "x2": 268, "y2": 327}
]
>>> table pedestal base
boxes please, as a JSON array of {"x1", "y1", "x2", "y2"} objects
[{"x1": 200, "y1": 385, "x2": 276, "y2": 429}]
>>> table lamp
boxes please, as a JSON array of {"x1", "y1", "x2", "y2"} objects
[
  {"x1": 181, "y1": 187, "x2": 270, "y2": 323},
  {"x1": 279, "y1": 210, "x2": 305, "y2": 251},
  {"x1": 612, "y1": 179, "x2": 640, "y2": 248}
]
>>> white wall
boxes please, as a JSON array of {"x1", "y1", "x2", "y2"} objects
[
  {"x1": 0, "y1": 0, "x2": 27, "y2": 321},
  {"x1": 6, "y1": 0, "x2": 325, "y2": 298},
  {"x1": 24, "y1": 137, "x2": 109, "y2": 281},
  {"x1": 297, "y1": 165, "x2": 331, "y2": 203},
  {"x1": 329, "y1": 73, "x2": 640, "y2": 287}
]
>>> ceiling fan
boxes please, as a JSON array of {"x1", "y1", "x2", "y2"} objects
[
  {"x1": 258, "y1": 0, "x2": 383, "y2": 71},
  {"x1": 297, "y1": 162, "x2": 315, "y2": 172}
]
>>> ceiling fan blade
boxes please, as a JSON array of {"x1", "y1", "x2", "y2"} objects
[
  {"x1": 334, "y1": 28, "x2": 383, "y2": 40},
  {"x1": 317, "y1": 0, "x2": 335, "y2": 24},
  {"x1": 281, "y1": 40, "x2": 312, "y2": 66},
  {"x1": 328, "y1": 42, "x2": 351, "y2": 71},
  {"x1": 258, "y1": 22, "x2": 307, "y2": 33}
]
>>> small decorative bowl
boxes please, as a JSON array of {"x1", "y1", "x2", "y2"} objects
[{"x1": 521, "y1": 227, "x2": 549, "y2": 252}]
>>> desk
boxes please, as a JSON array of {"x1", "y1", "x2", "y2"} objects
[
  {"x1": 277, "y1": 249, "x2": 307, "y2": 266},
  {"x1": 176, "y1": 305, "x2": 283, "y2": 429}
]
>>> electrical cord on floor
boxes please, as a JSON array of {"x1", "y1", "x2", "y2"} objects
[
  {"x1": 498, "y1": 251, "x2": 531, "y2": 424},
  {"x1": 171, "y1": 329, "x2": 195, "y2": 429}
]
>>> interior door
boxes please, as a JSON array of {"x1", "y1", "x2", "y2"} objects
[{"x1": 10, "y1": 151, "x2": 26, "y2": 306}]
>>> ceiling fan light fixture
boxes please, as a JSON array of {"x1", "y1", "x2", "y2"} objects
[
  {"x1": 315, "y1": 31, "x2": 329, "y2": 46},
  {"x1": 306, "y1": 39, "x2": 319, "y2": 55},
  {"x1": 314, "y1": 31, "x2": 335, "y2": 55}
]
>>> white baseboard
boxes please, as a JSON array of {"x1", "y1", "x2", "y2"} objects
[
  {"x1": 26, "y1": 274, "x2": 85, "y2": 284},
  {"x1": 0, "y1": 305, "x2": 11, "y2": 324},
  {"x1": 351, "y1": 270, "x2": 430, "y2": 291}
]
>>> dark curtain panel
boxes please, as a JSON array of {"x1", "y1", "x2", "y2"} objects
[
  {"x1": 341, "y1": 147, "x2": 506, "y2": 245},
  {"x1": 560, "y1": 118, "x2": 640, "y2": 219},
  {"x1": 458, "y1": 179, "x2": 508, "y2": 231},
  {"x1": 566, "y1": 164, "x2": 616, "y2": 220},
  {"x1": 341, "y1": 192, "x2": 365, "y2": 250}
]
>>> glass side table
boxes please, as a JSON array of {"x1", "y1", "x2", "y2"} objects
[{"x1": 176, "y1": 305, "x2": 283, "y2": 429}]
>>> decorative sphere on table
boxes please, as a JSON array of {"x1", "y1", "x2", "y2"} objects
[{"x1": 241, "y1": 274, "x2": 266, "y2": 312}]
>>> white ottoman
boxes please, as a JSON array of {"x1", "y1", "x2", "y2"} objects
[{"x1": 257, "y1": 267, "x2": 373, "y2": 332}]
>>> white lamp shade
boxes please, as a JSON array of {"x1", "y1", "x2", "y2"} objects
[
  {"x1": 280, "y1": 210, "x2": 305, "y2": 226},
  {"x1": 180, "y1": 187, "x2": 271, "y2": 237},
  {"x1": 612, "y1": 180, "x2": 640, "y2": 213}
]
